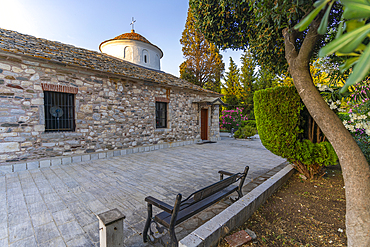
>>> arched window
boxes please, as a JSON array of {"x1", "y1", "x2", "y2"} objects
[
  {"x1": 124, "y1": 46, "x2": 133, "y2": 61},
  {"x1": 142, "y1": 49, "x2": 149, "y2": 64}
]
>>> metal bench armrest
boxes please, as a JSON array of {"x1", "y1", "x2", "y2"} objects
[
  {"x1": 145, "y1": 196, "x2": 173, "y2": 214},
  {"x1": 218, "y1": 170, "x2": 241, "y2": 180},
  {"x1": 218, "y1": 170, "x2": 234, "y2": 176}
]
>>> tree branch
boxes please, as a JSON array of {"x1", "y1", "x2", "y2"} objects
[
  {"x1": 297, "y1": 16, "x2": 323, "y2": 64},
  {"x1": 282, "y1": 28, "x2": 298, "y2": 65}
]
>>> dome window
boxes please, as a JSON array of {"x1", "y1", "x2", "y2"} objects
[{"x1": 142, "y1": 49, "x2": 149, "y2": 64}]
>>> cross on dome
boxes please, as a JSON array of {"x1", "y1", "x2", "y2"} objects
[{"x1": 130, "y1": 17, "x2": 136, "y2": 32}]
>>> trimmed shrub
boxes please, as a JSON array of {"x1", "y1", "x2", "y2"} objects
[
  {"x1": 234, "y1": 120, "x2": 258, "y2": 139},
  {"x1": 234, "y1": 125, "x2": 257, "y2": 139},
  {"x1": 254, "y1": 86, "x2": 337, "y2": 179},
  {"x1": 241, "y1": 120, "x2": 257, "y2": 128}
]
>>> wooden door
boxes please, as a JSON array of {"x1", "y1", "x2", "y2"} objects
[{"x1": 201, "y1": 108, "x2": 208, "y2": 140}]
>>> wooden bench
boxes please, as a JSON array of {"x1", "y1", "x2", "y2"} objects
[{"x1": 143, "y1": 166, "x2": 249, "y2": 246}]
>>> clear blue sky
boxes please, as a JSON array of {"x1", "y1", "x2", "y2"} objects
[{"x1": 0, "y1": 0, "x2": 243, "y2": 78}]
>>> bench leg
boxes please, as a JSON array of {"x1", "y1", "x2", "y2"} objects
[
  {"x1": 143, "y1": 203, "x2": 152, "y2": 243},
  {"x1": 168, "y1": 194, "x2": 182, "y2": 247},
  {"x1": 169, "y1": 226, "x2": 178, "y2": 247}
]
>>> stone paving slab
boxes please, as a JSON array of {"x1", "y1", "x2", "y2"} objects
[{"x1": 1, "y1": 137, "x2": 286, "y2": 246}]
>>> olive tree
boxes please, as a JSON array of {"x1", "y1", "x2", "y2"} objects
[{"x1": 190, "y1": 0, "x2": 370, "y2": 245}]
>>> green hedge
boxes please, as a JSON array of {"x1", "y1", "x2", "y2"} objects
[{"x1": 254, "y1": 86, "x2": 337, "y2": 178}]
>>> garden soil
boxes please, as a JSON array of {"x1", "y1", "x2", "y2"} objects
[{"x1": 219, "y1": 167, "x2": 346, "y2": 246}]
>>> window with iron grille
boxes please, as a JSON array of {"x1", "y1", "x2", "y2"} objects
[
  {"x1": 156, "y1": 102, "x2": 167, "y2": 128},
  {"x1": 44, "y1": 91, "x2": 75, "y2": 132}
]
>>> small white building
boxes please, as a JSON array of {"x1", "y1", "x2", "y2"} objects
[{"x1": 99, "y1": 29, "x2": 163, "y2": 70}]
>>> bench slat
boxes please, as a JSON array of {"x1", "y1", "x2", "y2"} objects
[
  {"x1": 155, "y1": 185, "x2": 238, "y2": 227},
  {"x1": 193, "y1": 174, "x2": 239, "y2": 202}
]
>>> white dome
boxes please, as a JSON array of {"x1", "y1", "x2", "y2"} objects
[{"x1": 99, "y1": 30, "x2": 163, "y2": 70}]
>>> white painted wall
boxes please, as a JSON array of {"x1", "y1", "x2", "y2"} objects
[{"x1": 100, "y1": 40, "x2": 162, "y2": 70}]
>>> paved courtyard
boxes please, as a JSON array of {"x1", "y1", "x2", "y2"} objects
[{"x1": 0, "y1": 136, "x2": 286, "y2": 246}]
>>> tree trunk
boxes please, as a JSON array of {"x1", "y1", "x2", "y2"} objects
[{"x1": 283, "y1": 25, "x2": 370, "y2": 246}]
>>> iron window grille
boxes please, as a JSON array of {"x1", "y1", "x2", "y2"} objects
[
  {"x1": 44, "y1": 91, "x2": 75, "y2": 132},
  {"x1": 156, "y1": 102, "x2": 167, "y2": 128}
]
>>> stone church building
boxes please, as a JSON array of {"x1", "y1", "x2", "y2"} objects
[{"x1": 0, "y1": 28, "x2": 222, "y2": 173}]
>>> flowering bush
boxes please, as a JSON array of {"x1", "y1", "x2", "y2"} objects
[
  {"x1": 317, "y1": 82, "x2": 370, "y2": 135},
  {"x1": 318, "y1": 81, "x2": 370, "y2": 163},
  {"x1": 343, "y1": 113, "x2": 370, "y2": 135},
  {"x1": 219, "y1": 108, "x2": 247, "y2": 131}
]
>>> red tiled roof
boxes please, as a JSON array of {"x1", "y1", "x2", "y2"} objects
[
  {"x1": 113, "y1": 30, "x2": 151, "y2": 44},
  {"x1": 99, "y1": 30, "x2": 163, "y2": 57}
]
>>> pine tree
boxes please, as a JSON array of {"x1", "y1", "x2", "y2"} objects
[
  {"x1": 179, "y1": 7, "x2": 224, "y2": 93},
  {"x1": 223, "y1": 57, "x2": 243, "y2": 109},
  {"x1": 254, "y1": 67, "x2": 279, "y2": 91},
  {"x1": 240, "y1": 49, "x2": 257, "y2": 115}
]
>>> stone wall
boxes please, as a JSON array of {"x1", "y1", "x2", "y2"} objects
[
  {"x1": 0, "y1": 52, "x2": 220, "y2": 167},
  {"x1": 209, "y1": 105, "x2": 220, "y2": 142}
]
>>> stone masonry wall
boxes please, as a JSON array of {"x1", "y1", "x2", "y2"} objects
[
  {"x1": 0, "y1": 53, "x2": 220, "y2": 165},
  {"x1": 210, "y1": 105, "x2": 220, "y2": 142}
]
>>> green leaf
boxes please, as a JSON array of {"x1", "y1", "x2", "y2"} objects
[
  {"x1": 335, "y1": 51, "x2": 360, "y2": 56},
  {"x1": 338, "y1": 27, "x2": 370, "y2": 53},
  {"x1": 346, "y1": 19, "x2": 366, "y2": 33},
  {"x1": 340, "y1": 43, "x2": 370, "y2": 94},
  {"x1": 355, "y1": 43, "x2": 367, "y2": 51},
  {"x1": 335, "y1": 20, "x2": 344, "y2": 39},
  {"x1": 318, "y1": 1, "x2": 334, "y2": 35},
  {"x1": 319, "y1": 23, "x2": 370, "y2": 57},
  {"x1": 339, "y1": 57, "x2": 359, "y2": 73},
  {"x1": 313, "y1": 0, "x2": 328, "y2": 8},
  {"x1": 341, "y1": 0, "x2": 370, "y2": 4},
  {"x1": 294, "y1": 0, "x2": 329, "y2": 31},
  {"x1": 343, "y1": 3, "x2": 370, "y2": 19}
]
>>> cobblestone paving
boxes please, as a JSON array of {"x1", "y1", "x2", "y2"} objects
[{"x1": 1, "y1": 137, "x2": 286, "y2": 246}]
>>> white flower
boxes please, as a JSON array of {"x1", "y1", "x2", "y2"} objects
[
  {"x1": 330, "y1": 103, "x2": 337, "y2": 110},
  {"x1": 336, "y1": 100, "x2": 341, "y2": 105},
  {"x1": 355, "y1": 123, "x2": 363, "y2": 129},
  {"x1": 348, "y1": 125, "x2": 355, "y2": 132},
  {"x1": 343, "y1": 120, "x2": 348, "y2": 125}
]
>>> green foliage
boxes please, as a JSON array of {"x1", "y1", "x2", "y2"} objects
[
  {"x1": 234, "y1": 125, "x2": 257, "y2": 139},
  {"x1": 190, "y1": 0, "x2": 341, "y2": 75},
  {"x1": 254, "y1": 67, "x2": 279, "y2": 91},
  {"x1": 234, "y1": 120, "x2": 258, "y2": 138},
  {"x1": 294, "y1": 0, "x2": 370, "y2": 95},
  {"x1": 222, "y1": 57, "x2": 244, "y2": 108},
  {"x1": 180, "y1": 7, "x2": 224, "y2": 92},
  {"x1": 241, "y1": 120, "x2": 257, "y2": 128},
  {"x1": 240, "y1": 49, "x2": 257, "y2": 114},
  {"x1": 254, "y1": 86, "x2": 337, "y2": 177}
]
